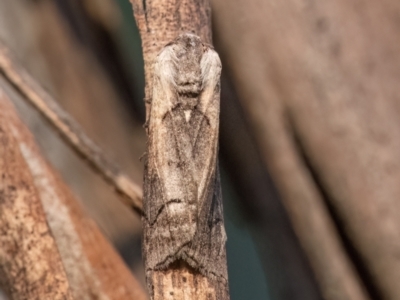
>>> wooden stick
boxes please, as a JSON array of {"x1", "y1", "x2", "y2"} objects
[
  {"x1": 0, "y1": 41, "x2": 143, "y2": 214},
  {"x1": 130, "y1": 0, "x2": 230, "y2": 299}
]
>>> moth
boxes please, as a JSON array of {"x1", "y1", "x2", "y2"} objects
[{"x1": 143, "y1": 32, "x2": 228, "y2": 288}]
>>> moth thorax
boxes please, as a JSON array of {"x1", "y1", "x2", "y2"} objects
[
  {"x1": 174, "y1": 45, "x2": 203, "y2": 97},
  {"x1": 175, "y1": 67, "x2": 202, "y2": 96},
  {"x1": 175, "y1": 69, "x2": 202, "y2": 110}
]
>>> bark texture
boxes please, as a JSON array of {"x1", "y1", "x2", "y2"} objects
[
  {"x1": 130, "y1": 1, "x2": 229, "y2": 299},
  {"x1": 212, "y1": 0, "x2": 400, "y2": 299},
  {"x1": 0, "y1": 85, "x2": 148, "y2": 300},
  {"x1": 0, "y1": 89, "x2": 73, "y2": 300}
]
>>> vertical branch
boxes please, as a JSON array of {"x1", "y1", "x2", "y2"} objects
[{"x1": 130, "y1": 1, "x2": 229, "y2": 299}]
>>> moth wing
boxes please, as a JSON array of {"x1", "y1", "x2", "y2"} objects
[
  {"x1": 145, "y1": 45, "x2": 196, "y2": 269},
  {"x1": 195, "y1": 48, "x2": 222, "y2": 202},
  {"x1": 182, "y1": 48, "x2": 227, "y2": 277}
]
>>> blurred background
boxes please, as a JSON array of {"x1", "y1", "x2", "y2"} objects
[
  {"x1": 2, "y1": 1, "x2": 400, "y2": 300},
  {"x1": 0, "y1": 1, "x2": 272, "y2": 299}
]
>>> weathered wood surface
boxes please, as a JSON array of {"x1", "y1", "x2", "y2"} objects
[
  {"x1": 0, "y1": 87, "x2": 148, "y2": 300},
  {"x1": 0, "y1": 89, "x2": 73, "y2": 300}
]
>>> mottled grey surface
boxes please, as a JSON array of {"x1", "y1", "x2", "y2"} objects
[{"x1": 143, "y1": 33, "x2": 228, "y2": 293}]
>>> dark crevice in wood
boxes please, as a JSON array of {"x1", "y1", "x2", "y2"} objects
[
  {"x1": 287, "y1": 113, "x2": 380, "y2": 300},
  {"x1": 218, "y1": 74, "x2": 323, "y2": 300}
]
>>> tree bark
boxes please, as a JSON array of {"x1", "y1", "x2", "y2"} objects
[
  {"x1": 0, "y1": 85, "x2": 148, "y2": 299},
  {"x1": 0, "y1": 89, "x2": 73, "y2": 300},
  {"x1": 130, "y1": 1, "x2": 229, "y2": 299}
]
